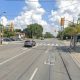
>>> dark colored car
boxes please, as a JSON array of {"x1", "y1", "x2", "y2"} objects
[
  {"x1": 24, "y1": 40, "x2": 33, "y2": 47},
  {"x1": 3, "y1": 38, "x2": 12, "y2": 42},
  {"x1": 9, "y1": 38, "x2": 15, "y2": 41}
]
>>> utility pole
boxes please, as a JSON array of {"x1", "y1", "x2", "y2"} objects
[
  {"x1": 31, "y1": 13, "x2": 33, "y2": 39},
  {"x1": 70, "y1": 18, "x2": 78, "y2": 49},
  {"x1": 0, "y1": 24, "x2": 3, "y2": 44},
  {"x1": 0, "y1": 12, "x2": 6, "y2": 45},
  {"x1": 1, "y1": 25, "x2": 3, "y2": 44},
  {"x1": 70, "y1": 18, "x2": 75, "y2": 49}
]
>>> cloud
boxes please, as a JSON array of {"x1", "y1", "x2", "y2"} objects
[
  {"x1": 0, "y1": 16, "x2": 8, "y2": 26},
  {"x1": 12, "y1": 0, "x2": 56, "y2": 35},
  {"x1": 25, "y1": 0, "x2": 41, "y2": 10},
  {"x1": 50, "y1": 0, "x2": 80, "y2": 29},
  {"x1": 0, "y1": 0, "x2": 57, "y2": 35},
  {"x1": 14, "y1": 0, "x2": 46, "y2": 30}
]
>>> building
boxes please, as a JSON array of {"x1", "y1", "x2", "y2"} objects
[
  {"x1": 9, "y1": 22, "x2": 14, "y2": 32},
  {"x1": 15, "y1": 32, "x2": 25, "y2": 39}
]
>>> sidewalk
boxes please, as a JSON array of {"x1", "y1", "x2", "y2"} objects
[
  {"x1": 0, "y1": 42, "x2": 9, "y2": 46},
  {"x1": 71, "y1": 53, "x2": 80, "y2": 68},
  {"x1": 61, "y1": 40, "x2": 80, "y2": 68}
]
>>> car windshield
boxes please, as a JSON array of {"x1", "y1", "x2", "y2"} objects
[{"x1": 0, "y1": 0, "x2": 80, "y2": 80}]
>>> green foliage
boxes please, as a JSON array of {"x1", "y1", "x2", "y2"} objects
[
  {"x1": 44, "y1": 32, "x2": 53, "y2": 38},
  {"x1": 0, "y1": 24, "x2": 3, "y2": 31},
  {"x1": 64, "y1": 27, "x2": 76, "y2": 36},
  {"x1": 57, "y1": 31, "x2": 62, "y2": 38},
  {"x1": 57, "y1": 22, "x2": 80, "y2": 39},
  {"x1": 3, "y1": 28, "x2": 15, "y2": 38},
  {"x1": 76, "y1": 23, "x2": 80, "y2": 33},
  {"x1": 23, "y1": 23, "x2": 43, "y2": 38},
  {"x1": 15, "y1": 29, "x2": 22, "y2": 32}
]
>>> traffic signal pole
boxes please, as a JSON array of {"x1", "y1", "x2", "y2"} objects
[
  {"x1": 0, "y1": 24, "x2": 3, "y2": 45},
  {"x1": 60, "y1": 17, "x2": 77, "y2": 49},
  {"x1": 60, "y1": 18, "x2": 65, "y2": 40}
]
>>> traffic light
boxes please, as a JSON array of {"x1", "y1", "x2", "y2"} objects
[{"x1": 60, "y1": 18, "x2": 65, "y2": 26}]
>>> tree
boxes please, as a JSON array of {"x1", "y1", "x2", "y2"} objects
[
  {"x1": 15, "y1": 29, "x2": 22, "y2": 32},
  {"x1": 23, "y1": 28, "x2": 31, "y2": 38},
  {"x1": 23, "y1": 23, "x2": 43, "y2": 38},
  {"x1": 44, "y1": 32, "x2": 54, "y2": 38},
  {"x1": 64, "y1": 27, "x2": 77, "y2": 36},
  {"x1": 0, "y1": 24, "x2": 3, "y2": 30},
  {"x1": 3, "y1": 28, "x2": 15, "y2": 37},
  {"x1": 57, "y1": 23, "x2": 80, "y2": 39},
  {"x1": 57, "y1": 31, "x2": 63, "y2": 38}
]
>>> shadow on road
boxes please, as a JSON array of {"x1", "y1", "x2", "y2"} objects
[
  {"x1": 56, "y1": 45, "x2": 80, "y2": 54},
  {"x1": 56, "y1": 45, "x2": 71, "y2": 53}
]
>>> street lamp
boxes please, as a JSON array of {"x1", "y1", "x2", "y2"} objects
[
  {"x1": 31, "y1": 12, "x2": 34, "y2": 39},
  {"x1": 0, "y1": 12, "x2": 6, "y2": 45}
]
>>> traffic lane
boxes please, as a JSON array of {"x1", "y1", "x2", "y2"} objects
[
  {"x1": 0, "y1": 45, "x2": 49, "y2": 80},
  {"x1": 18, "y1": 46, "x2": 52, "y2": 80},
  {"x1": 25, "y1": 47, "x2": 52, "y2": 80},
  {"x1": 32, "y1": 65, "x2": 51, "y2": 80},
  {"x1": 26, "y1": 38, "x2": 69, "y2": 80},
  {"x1": 31, "y1": 46, "x2": 70, "y2": 80},
  {"x1": 0, "y1": 43, "x2": 23, "y2": 53},
  {"x1": 0, "y1": 39, "x2": 53, "y2": 63},
  {"x1": 0, "y1": 42, "x2": 23, "y2": 51},
  {"x1": 0, "y1": 43, "x2": 29, "y2": 63}
]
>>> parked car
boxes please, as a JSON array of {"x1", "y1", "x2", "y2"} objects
[
  {"x1": 9, "y1": 38, "x2": 15, "y2": 41},
  {"x1": 24, "y1": 40, "x2": 33, "y2": 47},
  {"x1": 3, "y1": 38, "x2": 12, "y2": 42}
]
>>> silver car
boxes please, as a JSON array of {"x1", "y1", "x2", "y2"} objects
[{"x1": 24, "y1": 40, "x2": 33, "y2": 47}]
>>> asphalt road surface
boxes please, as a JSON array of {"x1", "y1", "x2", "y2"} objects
[{"x1": 0, "y1": 39, "x2": 80, "y2": 80}]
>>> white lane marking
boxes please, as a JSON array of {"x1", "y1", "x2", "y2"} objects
[
  {"x1": 47, "y1": 44, "x2": 50, "y2": 45},
  {"x1": 0, "y1": 46, "x2": 38, "y2": 65},
  {"x1": 44, "y1": 59, "x2": 55, "y2": 65},
  {"x1": 21, "y1": 48, "x2": 28, "y2": 50},
  {"x1": 52, "y1": 44, "x2": 54, "y2": 46},
  {"x1": 29, "y1": 68, "x2": 38, "y2": 80},
  {"x1": 0, "y1": 49, "x2": 30, "y2": 65},
  {"x1": 55, "y1": 44, "x2": 58, "y2": 46}
]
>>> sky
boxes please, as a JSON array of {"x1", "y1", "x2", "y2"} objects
[{"x1": 0, "y1": 0, "x2": 80, "y2": 36}]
